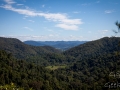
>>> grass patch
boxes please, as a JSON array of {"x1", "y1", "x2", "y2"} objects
[{"x1": 46, "y1": 65, "x2": 66, "y2": 70}]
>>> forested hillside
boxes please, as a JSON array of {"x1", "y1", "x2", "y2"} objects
[
  {"x1": 0, "y1": 37, "x2": 67, "y2": 66},
  {"x1": 0, "y1": 50, "x2": 67, "y2": 90},
  {"x1": 0, "y1": 37, "x2": 60, "y2": 58},
  {"x1": 64, "y1": 37, "x2": 120, "y2": 60},
  {"x1": 0, "y1": 37, "x2": 120, "y2": 90}
]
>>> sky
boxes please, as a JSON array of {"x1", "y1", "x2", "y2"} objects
[{"x1": 0, "y1": 0, "x2": 120, "y2": 41}]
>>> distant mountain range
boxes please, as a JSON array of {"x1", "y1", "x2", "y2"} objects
[{"x1": 24, "y1": 40, "x2": 87, "y2": 50}]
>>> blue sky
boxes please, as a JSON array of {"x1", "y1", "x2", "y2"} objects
[{"x1": 0, "y1": 0, "x2": 120, "y2": 41}]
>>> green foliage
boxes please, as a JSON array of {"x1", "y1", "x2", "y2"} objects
[
  {"x1": 0, "y1": 83, "x2": 26, "y2": 90},
  {"x1": 64, "y1": 37, "x2": 120, "y2": 62},
  {"x1": 46, "y1": 65, "x2": 66, "y2": 70},
  {"x1": 0, "y1": 37, "x2": 120, "y2": 90},
  {"x1": 0, "y1": 37, "x2": 61, "y2": 58}
]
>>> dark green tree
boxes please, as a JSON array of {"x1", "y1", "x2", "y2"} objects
[{"x1": 113, "y1": 21, "x2": 120, "y2": 36}]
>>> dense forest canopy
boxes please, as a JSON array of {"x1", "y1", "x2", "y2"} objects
[{"x1": 0, "y1": 37, "x2": 120, "y2": 90}]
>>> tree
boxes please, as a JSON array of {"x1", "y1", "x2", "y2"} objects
[{"x1": 113, "y1": 21, "x2": 120, "y2": 36}]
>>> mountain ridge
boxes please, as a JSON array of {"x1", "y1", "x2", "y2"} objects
[
  {"x1": 0, "y1": 37, "x2": 120, "y2": 62},
  {"x1": 24, "y1": 40, "x2": 87, "y2": 50},
  {"x1": 0, "y1": 36, "x2": 120, "y2": 89},
  {"x1": 64, "y1": 37, "x2": 120, "y2": 60},
  {"x1": 0, "y1": 37, "x2": 64, "y2": 66}
]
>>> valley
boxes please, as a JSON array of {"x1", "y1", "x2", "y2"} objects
[
  {"x1": 24, "y1": 40, "x2": 87, "y2": 50},
  {"x1": 0, "y1": 37, "x2": 120, "y2": 90}
]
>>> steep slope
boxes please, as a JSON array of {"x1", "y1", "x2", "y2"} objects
[
  {"x1": 1, "y1": 37, "x2": 120, "y2": 89},
  {"x1": 64, "y1": 37, "x2": 120, "y2": 60},
  {"x1": 60, "y1": 37, "x2": 120, "y2": 89},
  {"x1": 0, "y1": 37, "x2": 60, "y2": 58}
]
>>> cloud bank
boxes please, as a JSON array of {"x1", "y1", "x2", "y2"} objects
[
  {"x1": 0, "y1": 35, "x2": 84, "y2": 41},
  {"x1": 1, "y1": 0, "x2": 83, "y2": 30}
]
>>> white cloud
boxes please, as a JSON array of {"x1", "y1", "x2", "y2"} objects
[
  {"x1": 0, "y1": 35, "x2": 86, "y2": 41},
  {"x1": 98, "y1": 30, "x2": 109, "y2": 34},
  {"x1": 61, "y1": 18, "x2": 82, "y2": 25},
  {"x1": 56, "y1": 24, "x2": 79, "y2": 30},
  {"x1": 73, "y1": 11, "x2": 80, "y2": 14},
  {"x1": 0, "y1": 4, "x2": 37, "y2": 16},
  {"x1": 4, "y1": 0, "x2": 16, "y2": 4},
  {"x1": 24, "y1": 27, "x2": 33, "y2": 31},
  {"x1": 49, "y1": 34, "x2": 54, "y2": 37},
  {"x1": 17, "y1": 4, "x2": 24, "y2": 6},
  {"x1": 28, "y1": 20, "x2": 35, "y2": 23},
  {"x1": 105, "y1": 10, "x2": 114, "y2": 14},
  {"x1": 0, "y1": 0, "x2": 83, "y2": 30}
]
